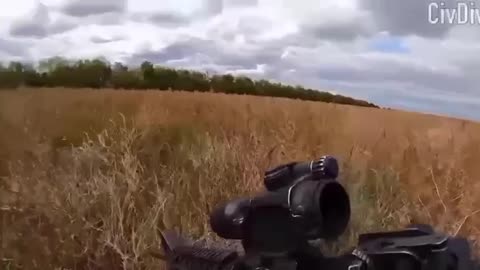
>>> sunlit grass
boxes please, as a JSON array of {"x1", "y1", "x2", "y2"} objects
[{"x1": 0, "y1": 88, "x2": 479, "y2": 269}]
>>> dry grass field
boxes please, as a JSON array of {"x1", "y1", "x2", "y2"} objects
[{"x1": 0, "y1": 88, "x2": 479, "y2": 269}]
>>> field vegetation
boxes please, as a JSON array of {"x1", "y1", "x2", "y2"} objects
[{"x1": 0, "y1": 88, "x2": 479, "y2": 270}]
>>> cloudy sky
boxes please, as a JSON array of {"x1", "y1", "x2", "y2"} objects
[{"x1": 1, "y1": 0, "x2": 480, "y2": 121}]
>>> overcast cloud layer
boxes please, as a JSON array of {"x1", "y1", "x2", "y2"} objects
[{"x1": 1, "y1": 0, "x2": 479, "y2": 121}]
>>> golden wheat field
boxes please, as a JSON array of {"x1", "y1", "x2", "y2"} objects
[{"x1": 0, "y1": 88, "x2": 479, "y2": 269}]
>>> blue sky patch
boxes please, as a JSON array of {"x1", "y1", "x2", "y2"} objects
[{"x1": 369, "y1": 35, "x2": 410, "y2": 54}]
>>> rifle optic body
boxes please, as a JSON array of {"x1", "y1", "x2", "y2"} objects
[{"x1": 160, "y1": 156, "x2": 479, "y2": 270}]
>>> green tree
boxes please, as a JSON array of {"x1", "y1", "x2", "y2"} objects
[
  {"x1": 232, "y1": 76, "x2": 255, "y2": 94},
  {"x1": 140, "y1": 61, "x2": 154, "y2": 82}
]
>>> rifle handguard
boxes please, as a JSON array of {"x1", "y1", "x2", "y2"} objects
[{"x1": 169, "y1": 246, "x2": 239, "y2": 270}]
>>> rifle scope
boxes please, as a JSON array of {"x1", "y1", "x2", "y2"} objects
[{"x1": 210, "y1": 156, "x2": 351, "y2": 254}]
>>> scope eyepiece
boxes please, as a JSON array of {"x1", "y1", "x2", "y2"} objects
[{"x1": 288, "y1": 177, "x2": 350, "y2": 239}]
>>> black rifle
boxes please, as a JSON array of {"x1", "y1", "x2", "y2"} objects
[{"x1": 158, "y1": 156, "x2": 479, "y2": 270}]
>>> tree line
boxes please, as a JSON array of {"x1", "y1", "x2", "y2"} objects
[{"x1": 0, "y1": 57, "x2": 378, "y2": 108}]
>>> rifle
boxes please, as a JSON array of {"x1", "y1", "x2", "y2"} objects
[{"x1": 157, "y1": 156, "x2": 479, "y2": 270}]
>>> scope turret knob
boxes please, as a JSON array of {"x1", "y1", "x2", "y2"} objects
[{"x1": 311, "y1": 156, "x2": 339, "y2": 180}]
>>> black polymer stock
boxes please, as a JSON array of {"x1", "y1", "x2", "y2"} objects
[{"x1": 159, "y1": 156, "x2": 479, "y2": 270}]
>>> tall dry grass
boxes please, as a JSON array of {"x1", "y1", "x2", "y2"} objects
[{"x1": 0, "y1": 88, "x2": 479, "y2": 269}]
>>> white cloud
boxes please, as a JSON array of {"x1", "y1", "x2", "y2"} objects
[{"x1": 0, "y1": 0, "x2": 479, "y2": 121}]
